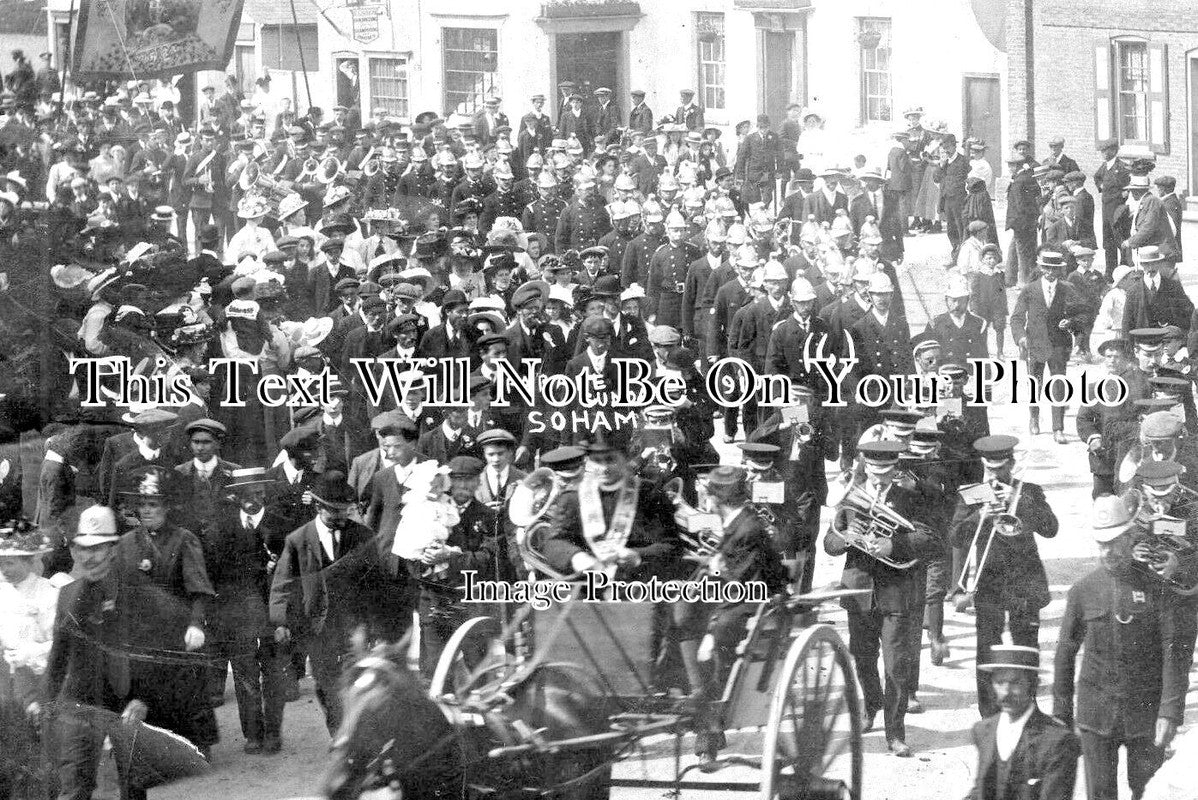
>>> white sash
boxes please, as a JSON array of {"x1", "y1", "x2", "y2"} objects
[{"x1": 579, "y1": 474, "x2": 639, "y2": 568}]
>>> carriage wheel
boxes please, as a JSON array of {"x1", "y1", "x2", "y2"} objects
[
  {"x1": 427, "y1": 616, "x2": 510, "y2": 700},
  {"x1": 759, "y1": 624, "x2": 863, "y2": 800}
]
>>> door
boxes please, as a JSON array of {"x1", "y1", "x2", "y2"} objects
[
  {"x1": 963, "y1": 75, "x2": 1001, "y2": 177},
  {"x1": 234, "y1": 45, "x2": 257, "y2": 95},
  {"x1": 763, "y1": 32, "x2": 794, "y2": 126},
  {"x1": 335, "y1": 57, "x2": 362, "y2": 116},
  {"x1": 555, "y1": 31, "x2": 620, "y2": 120},
  {"x1": 1189, "y1": 56, "x2": 1198, "y2": 194}
]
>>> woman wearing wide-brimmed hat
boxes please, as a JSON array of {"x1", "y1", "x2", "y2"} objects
[{"x1": 226, "y1": 195, "x2": 277, "y2": 265}]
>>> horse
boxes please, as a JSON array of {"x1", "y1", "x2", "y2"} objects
[{"x1": 323, "y1": 636, "x2": 617, "y2": 800}]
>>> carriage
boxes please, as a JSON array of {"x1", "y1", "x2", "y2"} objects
[{"x1": 329, "y1": 566, "x2": 866, "y2": 800}]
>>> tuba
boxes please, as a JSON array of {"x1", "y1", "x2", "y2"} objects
[
  {"x1": 957, "y1": 476, "x2": 1025, "y2": 596},
  {"x1": 239, "y1": 160, "x2": 260, "y2": 191},
  {"x1": 363, "y1": 159, "x2": 381, "y2": 178},
  {"x1": 510, "y1": 468, "x2": 564, "y2": 577},
  {"x1": 317, "y1": 156, "x2": 344, "y2": 185},
  {"x1": 830, "y1": 484, "x2": 919, "y2": 569},
  {"x1": 297, "y1": 157, "x2": 320, "y2": 183}
]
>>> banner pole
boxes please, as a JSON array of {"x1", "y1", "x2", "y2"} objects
[
  {"x1": 288, "y1": 5, "x2": 312, "y2": 110},
  {"x1": 58, "y1": 0, "x2": 77, "y2": 119}
]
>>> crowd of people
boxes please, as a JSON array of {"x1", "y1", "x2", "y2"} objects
[{"x1": 0, "y1": 65, "x2": 1193, "y2": 800}]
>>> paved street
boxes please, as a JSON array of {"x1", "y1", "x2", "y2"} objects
[{"x1": 138, "y1": 230, "x2": 1197, "y2": 800}]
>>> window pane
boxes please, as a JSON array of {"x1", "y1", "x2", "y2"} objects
[
  {"x1": 696, "y1": 12, "x2": 726, "y2": 112},
  {"x1": 369, "y1": 57, "x2": 408, "y2": 118},
  {"x1": 443, "y1": 27, "x2": 498, "y2": 115},
  {"x1": 1116, "y1": 41, "x2": 1149, "y2": 141},
  {"x1": 859, "y1": 18, "x2": 892, "y2": 122}
]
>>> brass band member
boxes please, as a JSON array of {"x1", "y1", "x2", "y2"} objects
[
  {"x1": 1054, "y1": 496, "x2": 1197, "y2": 800},
  {"x1": 539, "y1": 445, "x2": 587, "y2": 489},
  {"x1": 967, "y1": 645, "x2": 1080, "y2": 800},
  {"x1": 748, "y1": 379, "x2": 828, "y2": 594},
  {"x1": 688, "y1": 465, "x2": 790, "y2": 765},
  {"x1": 950, "y1": 435, "x2": 1058, "y2": 718},
  {"x1": 899, "y1": 418, "x2": 956, "y2": 713},
  {"x1": 1128, "y1": 460, "x2": 1198, "y2": 591},
  {"x1": 824, "y1": 440, "x2": 941, "y2": 757},
  {"x1": 1118, "y1": 410, "x2": 1198, "y2": 494}
]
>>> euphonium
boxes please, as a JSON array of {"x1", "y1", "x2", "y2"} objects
[
  {"x1": 1124, "y1": 488, "x2": 1198, "y2": 595},
  {"x1": 831, "y1": 485, "x2": 918, "y2": 569}
]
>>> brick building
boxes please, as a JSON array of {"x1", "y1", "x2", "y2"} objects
[{"x1": 1009, "y1": 0, "x2": 1195, "y2": 192}]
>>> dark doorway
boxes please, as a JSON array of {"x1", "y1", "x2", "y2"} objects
[
  {"x1": 963, "y1": 74, "x2": 1001, "y2": 178},
  {"x1": 762, "y1": 31, "x2": 794, "y2": 128},
  {"x1": 555, "y1": 31, "x2": 620, "y2": 122}
]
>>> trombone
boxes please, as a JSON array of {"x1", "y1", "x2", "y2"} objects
[{"x1": 957, "y1": 475, "x2": 1025, "y2": 595}]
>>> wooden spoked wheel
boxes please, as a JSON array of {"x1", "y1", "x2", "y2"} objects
[
  {"x1": 759, "y1": 624, "x2": 863, "y2": 800},
  {"x1": 427, "y1": 615, "x2": 510, "y2": 700}
]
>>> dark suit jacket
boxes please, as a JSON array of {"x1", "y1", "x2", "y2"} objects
[
  {"x1": 709, "y1": 278, "x2": 753, "y2": 359},
  {"x1": 765, "y1": 313, "x2": 834, "y2": 393},
  {"x1": 1162, "y1": 193, "x2": 1183, "y2": 254},
  {"x1": 417, "y1": 324, "x2": 472, "y2": 362},
  {"x1": 735, "y1": 297, "x2": 791, "y2": 371},
  {"x1": 45, "y1": 576, "x2": 131, "y2": 708},
  {"x1": 267, "y1": 519, "x2": 377, "y2": 636},
  {"x1": 1093, "y1": 159, "x2": 1130, "y2": 210},
  {"x1": 1073, "y1": 188, "x2": 1097, "y2": 248},
  {"x1": 1126, "y1": 193, "x2": 1179, "y2": 255},
  {"x1": 1009, "y1": 280, "x2": 1087, "y2": 361},
  {"x1": 937, "y1": 153, "x2": 970, "y2": 209},
  {"x1": 307, "y1": 262, "x2": 358, "y2": 316},
  {"x1": 1121, "y1": 275, "x2": 1194, "y2": 332},
  {"x1": 364, "y1": 458, "x2": 437, "y2": 573},
  {"x1": 802, "y1": 189, "x2": 848, "y2": 226},
  {"x1": 967, "y1": 708, "x2": 1080, "y2": 800},
  {"x1": 1043, "y1": 215, "x2": 1094, "y2": 249},
  {"x1": 735, "y1": 130, "x2": 780, "y2": 183},
  {"x1": 885, "y1": 144, "x2": 912, "y2": 192}
]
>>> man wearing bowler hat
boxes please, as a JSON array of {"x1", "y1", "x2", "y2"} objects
[
  {"x1": 209, "y1": 467, "x2": 287, "y2": 754},
  {"x1": 1055, "y1": 494, "x2": 1197, "y2": 800},
  {"x1": 968, "y1": 645, "x2": 1079, "y2": 800},
  {"x1": 1094, "y1": 138, "x2": 1131, "y2": 273},
  {"x1": 1009, "y1": 248, "x2": 1087, "y2": 443},
  {"x1": 270, "y1": 470, "x2": 392, "y2": 734}
]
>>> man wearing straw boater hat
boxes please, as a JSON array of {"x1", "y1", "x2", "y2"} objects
[
  {"x1": 209, "y1": 466, "x2": 288, "y2": 755},
  {"x1": 45, "y1": 506, "x2": 148, "y2": 800},
  {"x1": 967, "y1": 644, "x2": 1079, "y2": 800},
  {"x1": 1054, "y1": 494, "x2": 1197, "y2": 800},
  {"x1": 950, "y1": 434, "x2": 1057, "y2": 716}
]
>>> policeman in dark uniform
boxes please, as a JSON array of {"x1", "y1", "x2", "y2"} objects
[
  {"x1": 598, "y1": 200, "x2": 640, "y2": 282},
  {"x1": 521, "y1": 170, "x2": 566, "y2": 253},
  {"x1": 950, "y1": 435, "x2": 1058, "y2": 717},
  {"x1": 620, "y1": 200, "x2": 665, "y2": 288},
  {"x1": 554, "y1": 168, "x2": 611, "y2": 254},
  {"x1": 1054, "y1": 494, "x2": 1197, "y2": 800},
  {"x1": 480, "y1": 160, "x2": 524, "y2": 233},
  {"x1": 646, "y1": 209, "x2": 696, "y2": 330},
  {"x1": 925, "y1": 273, "x2": 989, "y2": 366},
  {"x1": 397, "y1": 147, "x2": 436, "y2": 198}
]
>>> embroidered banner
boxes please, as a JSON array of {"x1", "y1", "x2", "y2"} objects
[{"x1": 73, "y1": 0, "x2": 245, "y2": 80}]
